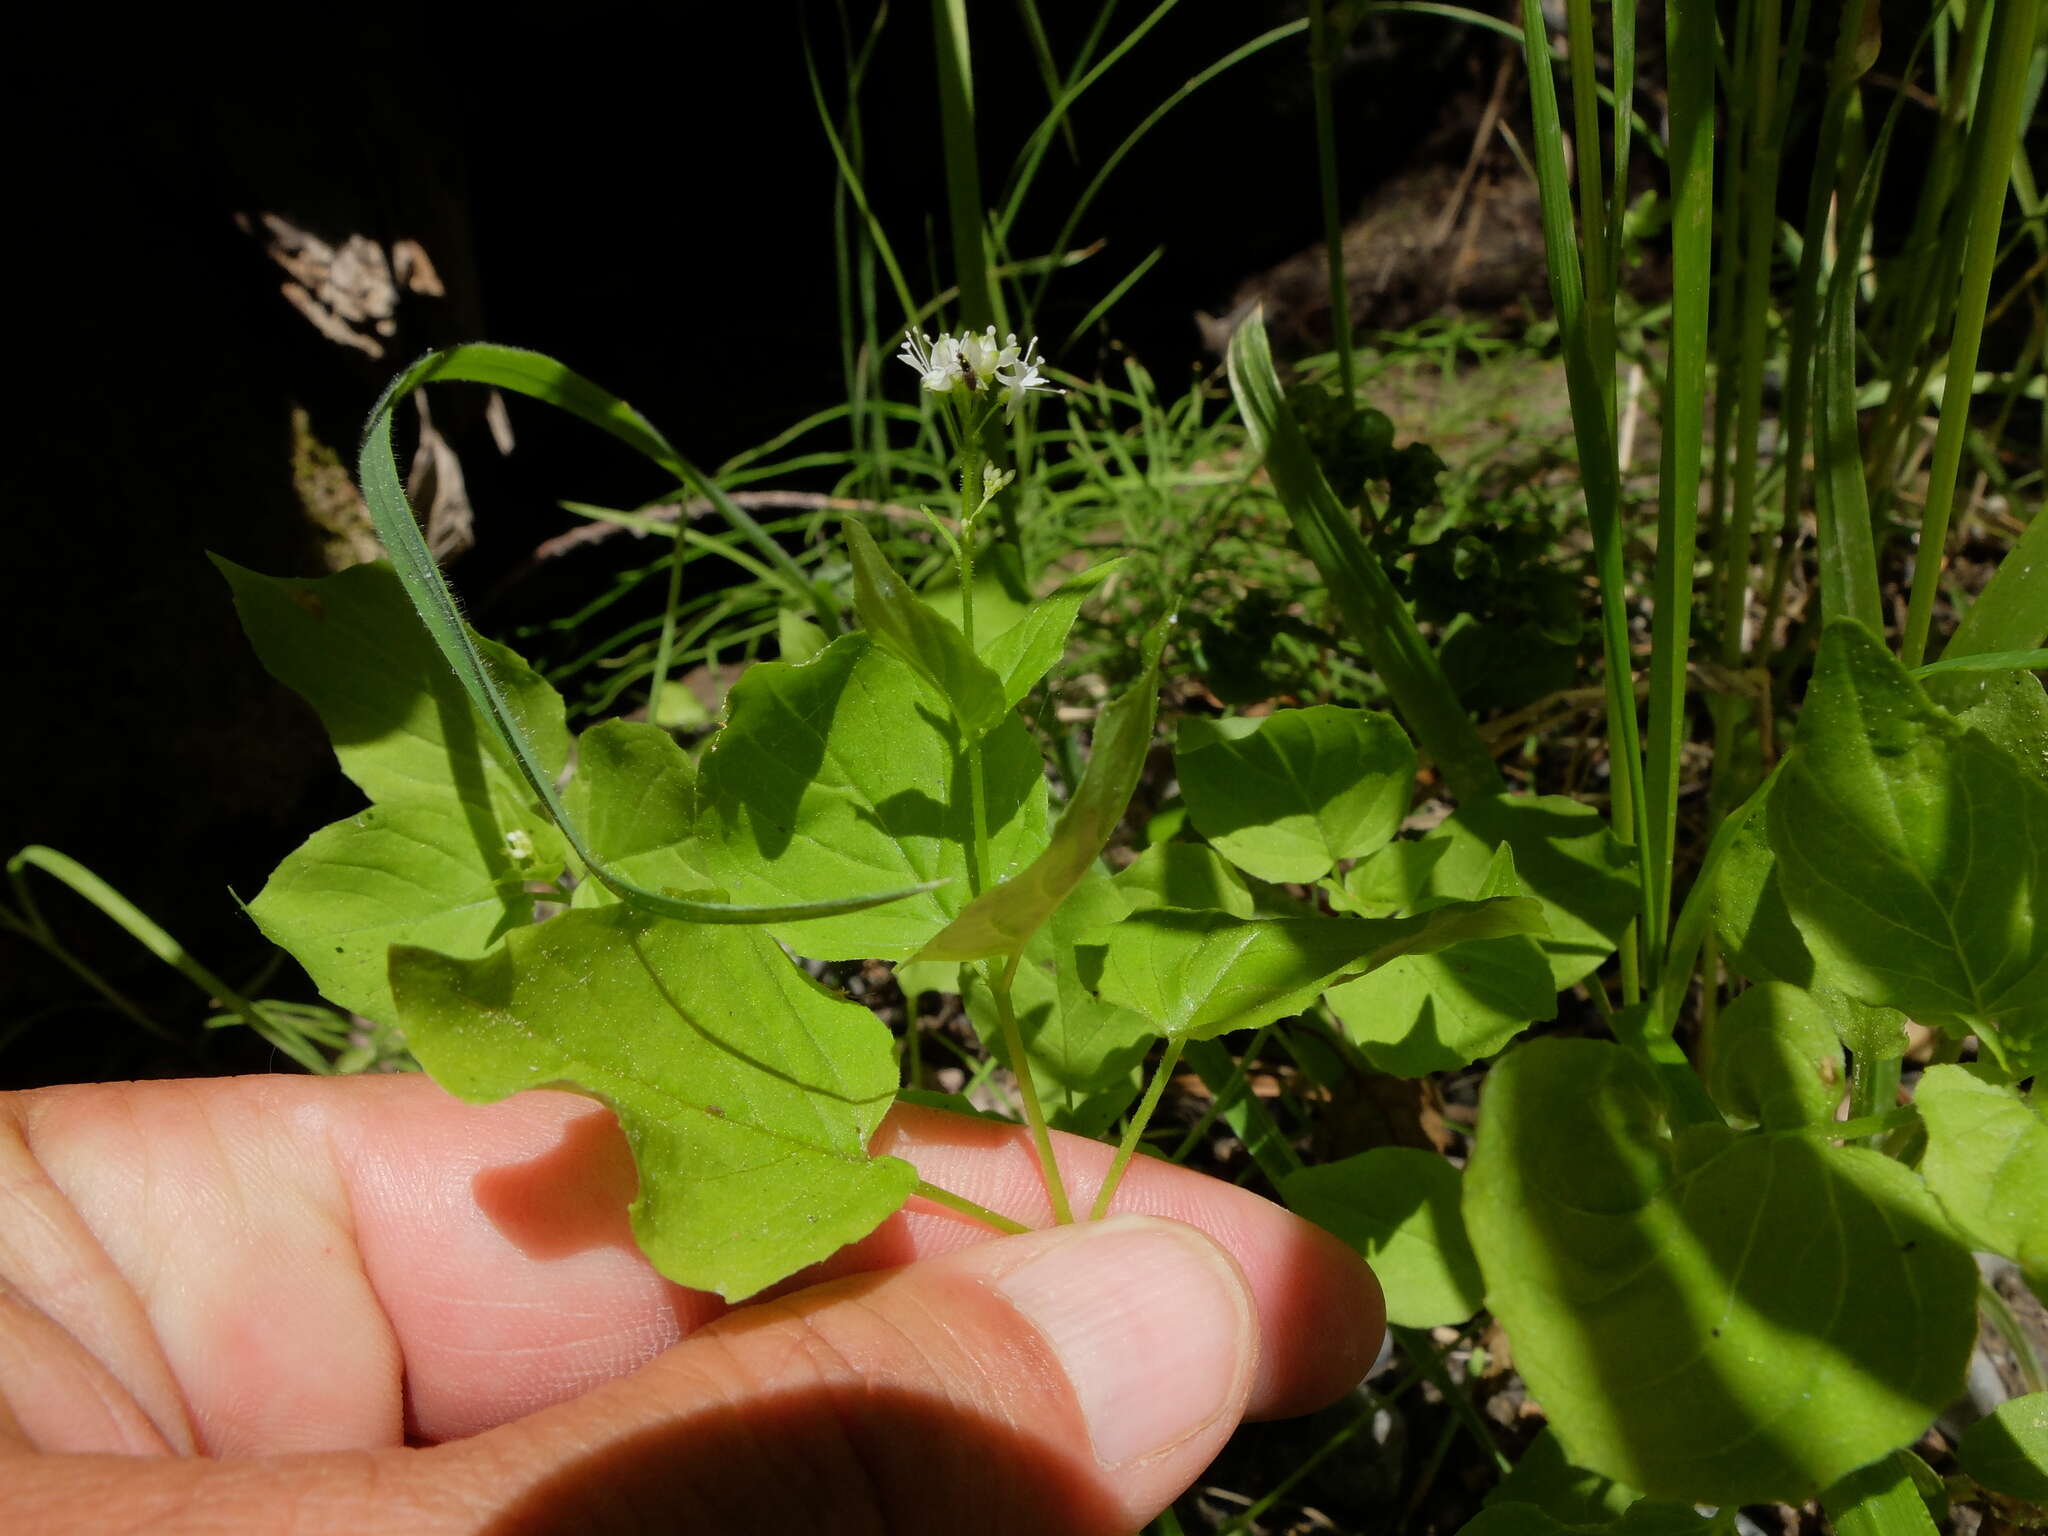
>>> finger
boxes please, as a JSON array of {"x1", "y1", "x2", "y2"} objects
[
  {"x1": 7, "y1": 1074, "x2": 1380, "y2": 1453},
  {"x1": 7, "y1": 1215, "x2": 1262, "y2": 1536}
]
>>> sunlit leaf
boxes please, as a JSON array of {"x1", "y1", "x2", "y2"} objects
[
  {"x1": 1098, "y1": 898, "x2": 1543, "y2": 1043},
  {"x1": 1282, "y1": 1147, "x2": 1484, "y2": 1328},
  {"x1": 693, "y1": 634, "x2": 1049, "y2": 960},
  {"x1": 979, "y1": 559, "x2": 1127, "y2": 710},
  {"x1": 561, "y1": 720, "x2": 703, "y2": 907},
  {"x1": 1326, "y1": 845, "x2": 1557, "y2": 1076},
  {"x1": 1956, "y1": 1393, "x2": 2048, "y2": 1502},
  {"x1": 213, "y1": 556, "x2": 569, "y2": 828},
  {"x1": 1420, "y1": 794, "x2": 1638, "y2": 988},
  {"x1": 391, "y1": 905, "x2": 916, "y2": 1302},
  {"x1": 1175, "y1": 706, "x2": 1415, "y2": 884},
  {"x1": 1113, "y1": 842, "x2": 1257, "y2": 918},
  {"x1": 1916, "y1": 1065, "x2": 2048, "y2": 1295},
  {"x1": 250, "y1": 799, "x2": 557, "y2": 1027}
]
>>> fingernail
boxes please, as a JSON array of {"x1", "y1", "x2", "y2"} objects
[{"x1": 996, "y1": 1215, "x2": 1254, "y2": 1467}]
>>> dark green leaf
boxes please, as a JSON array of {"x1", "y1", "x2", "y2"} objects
[
  {"x1": 1705, "y1": 983, "x2": 1847, "y2": 1130},
  {"x1": 1484, "y1": 1428, "x2": 1643, "y2": 1528},
  {"x1": 390, "y1": 905, "x2": 915, "y2": 1302},
  {"x1": 1176, "y1": 706, "x2": 1415, "y2": 884},
  {"x1": 1466, "y1": 1038, "x2": 1976, "y2": 1503}
]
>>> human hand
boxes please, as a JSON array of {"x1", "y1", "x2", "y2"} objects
[{"x1": 0, "y1": 1074, "x2": 1382, "y2": 1534}]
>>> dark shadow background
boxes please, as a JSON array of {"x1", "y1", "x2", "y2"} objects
[{"x1": 4, "y1": 1, "x2": 1508, "y2": 1087}]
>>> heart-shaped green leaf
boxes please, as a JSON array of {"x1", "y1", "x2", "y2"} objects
[
  {"x1": 1770, "y1": 620, "x2": 2048, "y2": 1025},
  {"x1": 1175, "y1": 706, "x2": 1415, "y2": 885},
  {"x1": 562, "y1": 719, "x2": 703, "y2": 907},
  {"x1": 1466, "y1": 1038, "x2": 1976, "y2": 1504}
]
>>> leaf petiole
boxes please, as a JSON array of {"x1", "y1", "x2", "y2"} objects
[
  {"x1": 912, "y1": 1179, "x2": 1031, "y2": 1236},
  {"x1": 1090, "y1": 1037, "x2": 1183, "y2": 1220}
]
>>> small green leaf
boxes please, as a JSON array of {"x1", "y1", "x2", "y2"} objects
[
  {"x1": 846, "y1": 520, "x2": 1008, "y2": 741},
  {"x1": 1706, "y1": 983, "x2": 1847, "y2": 1130},
  {"x1": 1175, "y1": 706, "x2": 1416, "y2": 884},
  {"x1": 1326, "y1": 844, "x2": 1558, "y2": 1076},
  {"x1": 1281, "y1": 1147, "x2": 1484, "y2": 1328},
  {"x1": 1821, "y1": 1452, "x2": 1945, "y2": 1536},
  {"x1": 1098, "y1": 899, "x2": 1543, "y2": 1043},
  {"x1": 1113, "y1": 842, "x2": 1257, "y2": 918},
  {"x1": 1770, "y1": 620, "x2": 2048, "y2": 1024},
  {"x1": 1420, "y1": 794, "x2": 1639, "y2": 988},
  {"x1": 561, "y1": 720, "x2": 703, "y2": 907},
  {"x1": 1916, "y1": 1065, "x2": 2048, "y2": 1293},
  {"x1": 391, "y1": 905, "x2": 916, "y2": 1302},
  {"x1": 693, "y1": 634, "x2": 1049, "y2": 960},
  {"x1": 978, "y1": 560, "x2": 1126, "y2": 710},
  {"x1": 778, "y1": 607, "x2": 829, "y2": 665},
  {"x1": 1335, "y1": 839, "x2": 1455, "y2": 918},
  {"x1": 1956, "y1": 1392, "x2": 2048, "y2": 1502},
  {"x1": 213, "y1": 556, "x2": 569, "y2": 828},
  {"x1": 913, "y1": 626, "x2": 1165, "y2": 964},
  {"x1": 250, "y1": 799, "x2": 555, "y2": 1027},
  {"x1": 1466, "y1": 1038, "x2": 1977, "y2": 1504}
]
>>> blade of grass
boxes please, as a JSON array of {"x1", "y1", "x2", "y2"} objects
[
  {"x1": 8, "y1": 847, "x2": 327, "y2": 1070},
  {"x1": 1226, "y1": 310, "x2": 1504, "y2": 801},
  {"x1": 1309, "y1": 0, "x2": 1356, "y2": 400},
  {"x1": 1517, "y1": 0, "x2": 1652, "y2": 979},
  {"x1": 1900, "y1": 0, "x2": 2043, "y2": 667},
  {"x1": 931, "y1": 0, "x2": 999, "y2": 333}
]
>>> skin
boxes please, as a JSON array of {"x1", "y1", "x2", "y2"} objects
[{"x1": 0, "y1": 1074, "x2": 1384, "y2": 1534}]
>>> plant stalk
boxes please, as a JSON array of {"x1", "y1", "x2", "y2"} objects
[{"x1": 1091, "y1": 1038, "x2": 1184, "y2": 1219}]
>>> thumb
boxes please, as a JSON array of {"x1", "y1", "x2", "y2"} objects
[{"x1": 437, "y1": 1214, "x2": 1259, "y2": 1535}]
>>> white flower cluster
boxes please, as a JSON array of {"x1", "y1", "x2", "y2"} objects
[{"x1": 897, "y1": 326, "x2": 1061, "y2": 422}]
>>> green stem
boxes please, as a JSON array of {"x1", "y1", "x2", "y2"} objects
[
  {"x1": 912, "y1": 1178, "x2": 1031, "y2": 1236},
  {"x1": 1091, "y1": 1038, "x2": 1184, "y2": 1220},
  {"x1": 1308, "y1": 0, "x2": 1356, "y2": 400},
  {"x1": 7, "y1": 846, "x2": 325, "y2": 1070},
  {"x1": 646, "y1": 517, "x2": 687, "y2": 725},
  {"x1": 990, "y1": 966, "x2": 1074, "y2": 1224},
  {"x1": 1849, "y1": 1049, "x2": 1902, "y2": 1147}
]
